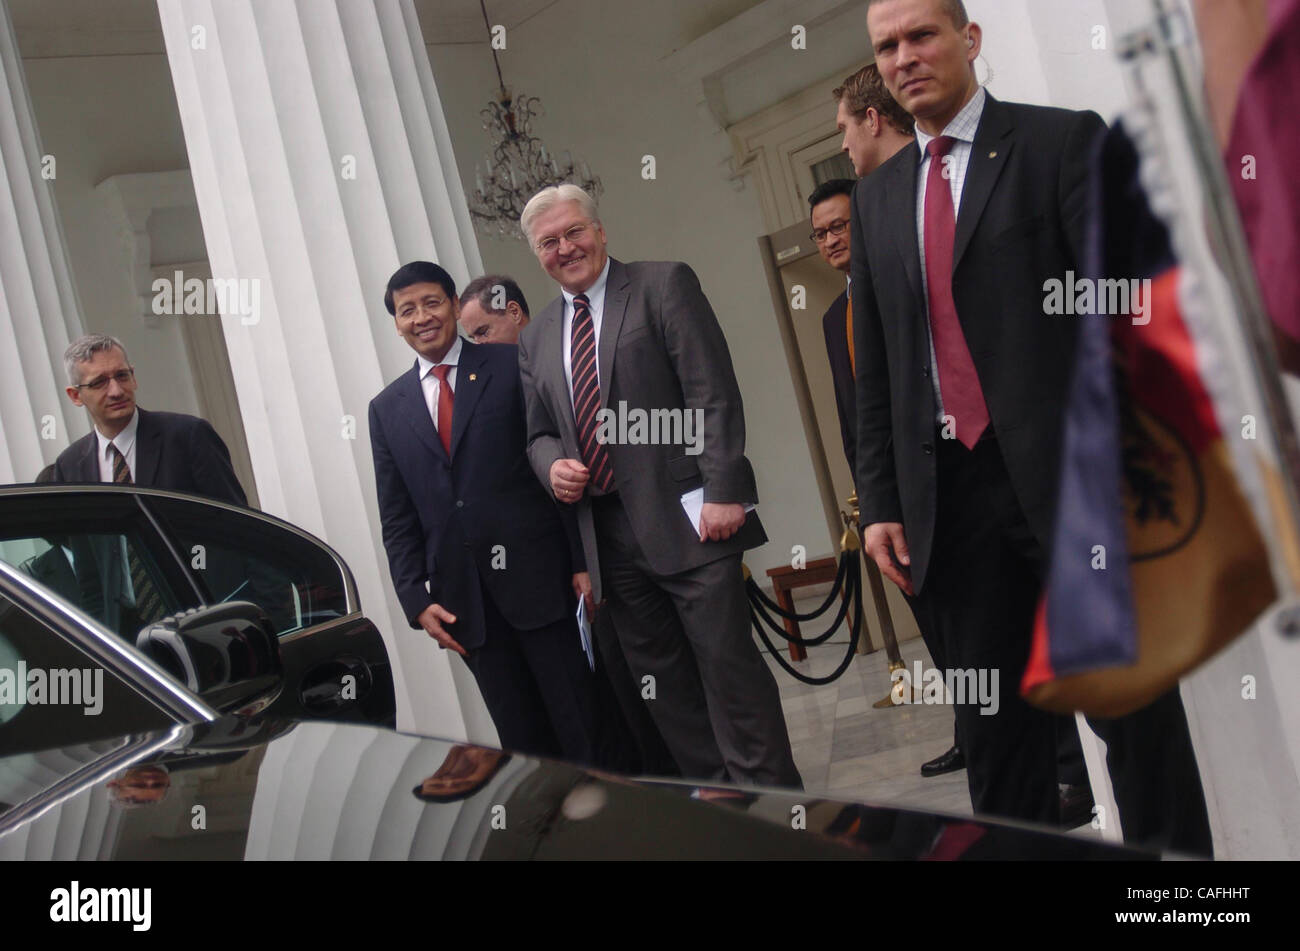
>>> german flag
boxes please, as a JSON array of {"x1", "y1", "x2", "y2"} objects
[{"x1": 1022, "y1": 125, "x2": 1277, "y2": 718}]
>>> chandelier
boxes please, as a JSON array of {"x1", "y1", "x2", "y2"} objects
[{"x1": 465, "y1": 3, "x2": 602, "y2": 239}]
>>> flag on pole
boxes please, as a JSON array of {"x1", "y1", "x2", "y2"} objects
[{"x1": 1022, "y1": 123, "x2": 1277, "y2": 718}]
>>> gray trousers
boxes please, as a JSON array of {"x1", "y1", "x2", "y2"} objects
[{"x1": 592, "y1": 494, "x2": 802, "y2": 789}]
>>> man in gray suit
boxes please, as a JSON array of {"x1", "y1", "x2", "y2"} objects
[{"x1": 516, "y1": 184, "x2": 800, "y2": 789}]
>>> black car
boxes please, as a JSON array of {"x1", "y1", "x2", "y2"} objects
[
  {"x1": 0, "y1": 486, "x2": 1159, "y2": 861},
  {"x1": 0, "y1": 485, "x2": 394, "y2": 758},
  {"x1": 0, "y1": 714, "x2": 1158, "y2": 861}
]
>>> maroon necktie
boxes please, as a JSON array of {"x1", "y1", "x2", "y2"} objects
[
  {"x1": 570, "y1": 294, "x2": 614, "y2": 492},
  {"x1": 924, "y1": 135, "x2": 989, "y2": 449},
  {"x1": 432, "y1": 364, "x2": 454, "y2": 458}
]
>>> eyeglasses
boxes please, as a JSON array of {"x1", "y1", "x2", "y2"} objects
[
  {"x1": 811, "y1": 220, "x2": 850, "y2": 244},
  {"x1": 398, "y1": 298, "x2": 448, "y2": 319},
  {"x1": 535, "y1": 223, "x2": 590, "y2": 254},
  {"x1": 74, "y1": 369, "x2": 135, "y2": 391}
]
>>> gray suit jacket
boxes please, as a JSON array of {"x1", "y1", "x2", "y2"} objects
[{"x1": 518, "y1": 258, "x2": 765, "y2": 602}]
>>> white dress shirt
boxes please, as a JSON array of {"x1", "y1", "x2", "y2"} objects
[
  {"x1": 416, "y1": 335, "x2": 463, "y2": 434},
  {"x1": 915, "y1": 86, "x2": 987, "y2": 421},
  {"x1": 561, "y1": 257, "x2": 612, "y2": 406},
  {"x1": 95, "y1": 408, "x2": 140, "y2": 482}
]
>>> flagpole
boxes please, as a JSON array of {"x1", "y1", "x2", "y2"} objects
[{"x1": 1117, "y1": 0, "x2": 1300, "y2": 592}]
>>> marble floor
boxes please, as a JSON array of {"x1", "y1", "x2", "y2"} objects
[
  {"x1": 759, "y1": 594, "x2": 1105, "y2": 843},
  {"x1": 761, "y1": 624, "x2": 973, "y2": 818}
]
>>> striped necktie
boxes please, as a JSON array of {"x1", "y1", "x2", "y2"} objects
[
  {"x1": 570, "y1": 294, "x2": 614, "y2": 493},
  {"x1": 109, "y1": 443, "x2": 165, "y2": 624}
]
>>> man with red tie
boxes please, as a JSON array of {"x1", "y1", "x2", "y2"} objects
[
  {"x1": 369, "y1": 261, "x2": 627, "y2": 768},
  {"x1": 851, "y1": 0, "x2": 1212, "y2": 853}
]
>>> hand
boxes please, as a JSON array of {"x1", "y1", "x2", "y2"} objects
[
  {"x1": 572, "y1": 572, "x2": 595, "y2": 613},
  {"x1": 417, "y1": 603, "x2": 467, "y2": 656},
  {"x1": 863, "y1": 522, "x2": 913, "y2": 596},
  {"x1": 550, "y1": 458, "x2": 589, "y2": 504},
  {"x1": 699, "y1": 502, "x2": 745, "y2": 542}
]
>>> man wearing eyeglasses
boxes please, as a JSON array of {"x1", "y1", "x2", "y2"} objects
[
  {"x1": 52, "y1": 333, "x2": 247, "y2": 506},
  {"x1": 516, "y1": 184, "x2": 800, "y2": 790}
]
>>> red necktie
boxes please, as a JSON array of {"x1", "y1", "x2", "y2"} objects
[
  {"x1": 924, "y1": 136, "x2": 989, "y2": 449},
  {"x1": 570, "y1": 294, "x2": 614, "y2": 492},
  {"x1": 432, "y1": 364, "x2": 454, "y2": 458}
]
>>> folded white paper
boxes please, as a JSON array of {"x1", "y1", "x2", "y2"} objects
[{"x1": 679, "y1": 487, "x2": 756, "y2": 538}]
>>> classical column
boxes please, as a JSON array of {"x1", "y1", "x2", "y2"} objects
[
  {"x1": 0, "y1": 1, "x2": 87, "y2": 483},
  {"x1": 157, "y1": 0, "x2": 488, "y2": 740}
]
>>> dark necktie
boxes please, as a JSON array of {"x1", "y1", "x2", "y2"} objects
[
  {"x1": 924, "y1": 135, "x2": 989, "y2": 448},
  {"x1": 432, "y1": 364, "x2": 454, "y2": 458},
  {"x1": 570, "y1": 294, "x2": 614, "y2": 493},
  {"x1": 846, "y1": 293, "x2": 855, "y2": 376},
  {"x1": 109, "y1": 443, "x2": 165, "y2": 624}
]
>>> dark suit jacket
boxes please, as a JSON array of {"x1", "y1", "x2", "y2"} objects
[
  {"x1": 368, "y1": 341, "x2": 583, "y2": 650},
  {"x1": 851, "y1": 94, "x2": 1105, "y2": 593},
  {"x1": 821, "y1": 289, "x2": 857, "y2": 473},
  {"x1": 518, "y1": 258, "x2": 765, "y2": 602},
  {"x1": 52, "y1": 407, "x2": 247, "y2": 506}
]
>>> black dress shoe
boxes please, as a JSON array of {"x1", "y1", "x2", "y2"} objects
[
  {"x1": 920, "y1": 745, "x2": 965, "y2": 777},
  {"x1": 1059, "y1": 782, "x2": 1095, "y2": 829}
]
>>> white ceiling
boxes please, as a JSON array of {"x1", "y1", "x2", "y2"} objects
[{"x1": 7, "y1": 0, "x2": 565, "y2": 57}]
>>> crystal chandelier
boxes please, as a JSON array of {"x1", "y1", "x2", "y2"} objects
[{"x1": 466, "y1": 1, "x2": 602, "y2": 239}]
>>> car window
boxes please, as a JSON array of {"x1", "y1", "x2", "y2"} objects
[
  {"x1": 0, "y1": 519, "x2": 189, "y2": 644},
  {"x1": 145, "y1": 498, "x2": 349, "y2": 637},
  {"x1": 0, "y1": 591, "x2": 176, "y2": 756}
]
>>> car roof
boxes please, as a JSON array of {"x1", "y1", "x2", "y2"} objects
[{"x1": 0, "y1": 716, "x2": 1162, "y2": 861}]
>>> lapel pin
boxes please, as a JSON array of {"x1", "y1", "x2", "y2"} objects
[
  {"x1": 989, "y1": 151, "x2": 998, "y2": 158},
  {"x1": 469, "y1": 373, "x2": 477, "y2": 381}
]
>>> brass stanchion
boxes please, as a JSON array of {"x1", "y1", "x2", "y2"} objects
[{"x1": 842, "y1": 493, "x2": 918, "y2": 707}]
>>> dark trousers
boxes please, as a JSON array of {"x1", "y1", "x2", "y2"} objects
[
  {"x1": 592, "y1": 605, "x2": 681, "y2": 777},
  {"x1": 461, "y1": 587, "x2": 633, "y2": 772},
  {"x1": 911, "y1": 435, "x2": 1212, "y2": 854},
  {"x1": 592, "y1": 494, "x2": 802, "y2": 789},
  {"x1": 1087, "y1": 688, "x2": 1213, "y2": 856}
]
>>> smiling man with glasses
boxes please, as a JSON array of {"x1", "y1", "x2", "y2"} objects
[
  {"x1": 50, "y1": 333, "x2": 246, "y2": 506},
  {"x1": 516, "y1": 183, "x2": 801, "y2": 791}
]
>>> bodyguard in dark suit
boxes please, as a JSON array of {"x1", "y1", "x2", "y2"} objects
[
  {"x1": 852, "y1": 0, "x2": 1210, "y2": 852},
  {"x1": 54, "y1": 334, "x2": 246, "y2": 506},
  {"x1": 517, "y1": 185, "x2": 800, "y2": 789},
  {"x1": 369, "y1": 261, "x2": 623, "y2": 769}
]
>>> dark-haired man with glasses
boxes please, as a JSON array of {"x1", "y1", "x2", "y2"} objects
[{"x1": 52, "y1": 333, "x2": 247, "y2": 505}]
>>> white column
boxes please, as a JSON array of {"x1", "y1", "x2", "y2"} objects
[
  {"x1": 0, "y1": 1, "x2": 88, "y2": 483},
  {"x1": 156, "y1": 0, "x2": 490, "y2": 741}
]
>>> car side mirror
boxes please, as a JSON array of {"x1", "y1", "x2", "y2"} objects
[{"x1": 135, "y1": 602, "x2": 283, "y2": 714}]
